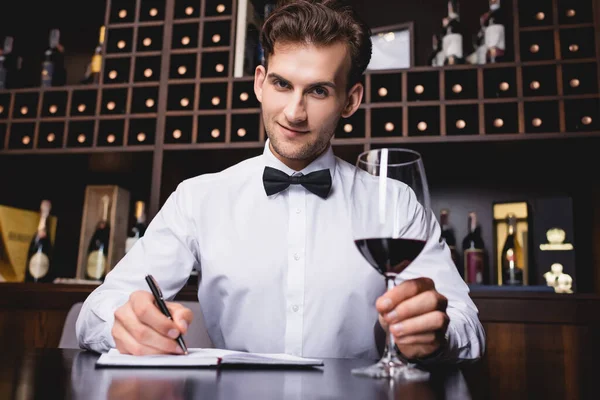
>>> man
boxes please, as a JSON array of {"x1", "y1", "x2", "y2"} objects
[{"x1": 76, "y1": 0, "x2": 485, "y2": 363}]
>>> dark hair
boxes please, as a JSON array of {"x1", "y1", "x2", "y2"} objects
[{"x1": 260, "y1": 0, "x2": 372, "y2": 88}]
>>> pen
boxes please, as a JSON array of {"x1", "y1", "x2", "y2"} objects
[{"x1": 145, "y1": 274, "x2": 189, "y2": 355}]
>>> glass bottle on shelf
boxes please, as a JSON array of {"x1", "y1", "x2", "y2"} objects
[
  {"x1": 442, "y1": 0, "x2": 465, "y2": 65},
  {"x1": 41, "y1": 29, "x2": 66, "y2": 87},
  {"x1": 0, "y1": 36, "x2": 23, "y2": 89},
  {"x1": 427, "y1": 34, "x2": 444, "y2": 67},
  {"x1": 85, "y1": 195, "x2": 111, "y2": 281},
  {"x1": 501, "y1": 213, "x2": 524, "y2": 286},
  {"x1": 440, "y1": 209, "x2": 460, "y2": 270},
  {"x1": 25, "y1": 200, "x2": 54, "y2": 283},
  {"x1": 483, "y1": 0, "x2": 506, "y2": 63},
  {"x1": 462, "y1": 211, "x2": 485, "y2": 284},
  {"x1": 81, "y1": 26, "x2": 105, "y2": 84},
  {"x1": 125, "y1": 201, "x2": 147, "y2": 254}
]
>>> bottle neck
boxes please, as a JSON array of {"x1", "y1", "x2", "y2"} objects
[
  {"x1": 37, "y1": 214, "x2": 48, "y2": 235},
  {"x1": 468, "y1": 215, "x2": 477, "y2": 233}
]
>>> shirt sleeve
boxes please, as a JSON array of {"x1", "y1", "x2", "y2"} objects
[
  {"x1": 395, "y1": 189, "x2": 486, "y2": 364},
  {"x1": 75, "y1": 181, "x2": 200, "y2": 353}
]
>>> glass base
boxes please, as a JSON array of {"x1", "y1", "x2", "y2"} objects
[{"x1": 351, "y1": 355, "x2": 430, "y2": 381}]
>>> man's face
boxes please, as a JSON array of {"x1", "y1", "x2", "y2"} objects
[{"x1": 254, "y1": 41, "x2": 363, "y2": 170}]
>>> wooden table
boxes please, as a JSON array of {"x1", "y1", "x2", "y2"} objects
[
  {"x1": 3, "y1": 348, "x2": 472, "y2": 399},
  {"x1": 1, "y1": 283, "x2": 600, "y2": 399}
]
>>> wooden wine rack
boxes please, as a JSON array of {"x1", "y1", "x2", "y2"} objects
[{"x1": 0, "y1": 0, "x2": 598, "y2": 217}]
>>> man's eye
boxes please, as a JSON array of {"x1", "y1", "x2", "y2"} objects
[
  {"x1": 274, "y1": 80, "x2": 288, "y2": 88},
  {"x1": 313, "y1": 87, "x2": 328, "y2": 97}
]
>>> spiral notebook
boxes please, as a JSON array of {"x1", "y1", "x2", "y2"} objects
[{"x1": 96, "y1": 348, "x2": 324, "y2": 368}]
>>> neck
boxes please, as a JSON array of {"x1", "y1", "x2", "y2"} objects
[{"x1": 269, "y1": 141, "x2": 329, "y2": 172}]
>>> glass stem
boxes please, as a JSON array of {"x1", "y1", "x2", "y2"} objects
[{"x1": 386, "y1": 276, "x2": 396, "y2": 364}]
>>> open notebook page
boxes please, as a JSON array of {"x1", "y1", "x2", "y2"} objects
[{"x1": 96, "y1": 348, "x2": 324, "y2": 367}]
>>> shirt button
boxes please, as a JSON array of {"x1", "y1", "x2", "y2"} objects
[
  {"x1": 292, "y1": 305, "x2": 299, "y2": 312},
  {"x1": 294, "y1": 253, "x2": 300, "y2": 261},
  {"x1": 296, "y1": 208, "x2": 301, "y2": 214}
]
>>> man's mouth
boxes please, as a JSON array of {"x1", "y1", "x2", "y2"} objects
[{"x1": 278, "y1": 122, "x2": 309, "y2": 135}]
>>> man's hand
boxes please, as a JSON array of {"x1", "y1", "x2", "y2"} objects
[
  {"x1": 376, "y1": 277, "x2": 449, "y2": 360},
  {"x1": 112, "y1": 290, "x2": 193, "y2": 355}
]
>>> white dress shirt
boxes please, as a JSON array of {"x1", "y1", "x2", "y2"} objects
[{"x1": 76, "y1": 139, "x2": 485, "y2": 362}]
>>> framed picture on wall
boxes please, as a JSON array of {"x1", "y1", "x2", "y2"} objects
[{"x1": 367, "y1": 22, "x2": 414, "y2": 71}]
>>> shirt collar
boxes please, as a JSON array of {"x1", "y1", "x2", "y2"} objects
[{"x1": 262, "y1": 138, "x2": 337, "y2": 198}]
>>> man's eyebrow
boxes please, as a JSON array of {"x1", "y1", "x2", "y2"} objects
[{"x1": 267, "y1": 73, "x2": 336, "y2": 89}]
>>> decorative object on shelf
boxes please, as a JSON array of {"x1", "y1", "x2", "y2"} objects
[
  {"x1": 0, "y1": 204, "x2": 57, "y2": 282},
  {"x1": 76, "y1": 185, "x2": 130, "y2": 282},
  {"x1": 543, "y1": 263, "x2": 573, "y2": 294}
]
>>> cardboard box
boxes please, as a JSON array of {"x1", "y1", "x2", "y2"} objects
[
  {"x1": 0, "y1": 205, "x2": 58, "y2": 282},
  {"x1": 76, "y1": 185, "x2": 130, "y2": 280}
]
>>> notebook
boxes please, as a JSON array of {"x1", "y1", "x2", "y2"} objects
[{"x1": 96, "y1": 348, "x2": 324, "y2": 368}]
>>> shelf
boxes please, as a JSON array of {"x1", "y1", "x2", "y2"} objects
[
  {"x1": 0, "y1": 145, "x2": 155, "y2": 155},
  {"x1": 107, "y1": 21, "x2": 165, "y2": 28},
  {"x1": 520, "y1": 23, "x2": 595, "y2": 32},
  {"x1": 5, "y1": 131, "x2": 599, "y2": 155}
]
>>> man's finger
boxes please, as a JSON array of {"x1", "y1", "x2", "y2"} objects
[
  {"x1": 167, "y1": 303, "x2": 194, "y2": 335},
  {"x1": 120, "y1": 302, "x2": 185, "y2": 354},
  {"x1": 389, "y1": 310, "x2": 449, "y2": 338},
  {"x1": 113, "y1": 320, "x2": 172, "y2": 356},
  {"x1": 131, "y1": 293, "x2": 181, "y2": 338},
  {"x1": 395, "y1": 332, "x2": 437, "y2": 346},
  {"x1": 376, "y1": 277, "x2": 435, "y2": 313},
  {"x1": 384, "y1": 290, "x2": 447, "y2": 325}
]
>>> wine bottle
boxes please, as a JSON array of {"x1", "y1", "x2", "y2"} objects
[
  {"x1": 85, "y1": 195, "x2": 111, "y2": 281},
  {"x1": 257, "y1": 3, "x2": 277, "y2": 67},
  {"x1": 125, "y1": 201, "x2": 147, "y2": 253},
  {"x1": 427, "y1": 34, "x2": 443, "y2": 67},
  {"x1": 501, "y1": 213, "x2": 524, "y2": 285},
  {"x1": 81, "y1": 26, "x2": 105, "y2": 84},
  {"x1": 442, "y1": 0, "x2": 465, "y2": 65},
  {"x1": 25, "y1": 200, "x2": 53, "y2": 283},
  {"x1": 462, "y1": 211, "x2": 485, "y2": 284},
  {"x1": 41, "y1": 29, "x2": 66, "y2": 87},
  {"x1": 439, "y1": 209, "x2": 460, "y2": 269},
  {"x1": 0, "y1": 36, "x2": 22, "y2": 89},
  {"x1": 472, "y1": 16, "x2": 488, "y2": 65},
  {"x1": 483, "y1": 0, "x2": 506, "y2": 63}
]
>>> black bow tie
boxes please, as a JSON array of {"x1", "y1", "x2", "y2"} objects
[{"x1": 263, "y1": 166, "x2": 332, "y2": 199}]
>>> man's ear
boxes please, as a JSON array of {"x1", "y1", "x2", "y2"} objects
[
  {"x1": 341, "y1": 82, "x2": 364, "y2": 118},
  {"x1": 254, "y1": 65, "x2": 267, "y2": 103}
]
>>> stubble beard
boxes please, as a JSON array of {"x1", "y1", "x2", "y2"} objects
[{"x1": 266, "y1": 123, "x2": 333, "y2": 162}]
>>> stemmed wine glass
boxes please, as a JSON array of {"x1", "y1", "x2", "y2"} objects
[{"x1": 350, "y1": 148, "x2": 432, "y2": 380}]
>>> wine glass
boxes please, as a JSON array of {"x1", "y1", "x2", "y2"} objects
[{"x1": 350, "y1": 148, "x2": 432, "y2": 380}]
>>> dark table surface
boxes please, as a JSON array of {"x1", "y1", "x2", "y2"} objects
[{"x1": 2, "y1": 348, "x2": 473, "y2": 399}]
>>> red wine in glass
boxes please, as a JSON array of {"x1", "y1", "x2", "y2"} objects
[{"x1": 354, "y1": 238, "x2": 426, "y2": 277}]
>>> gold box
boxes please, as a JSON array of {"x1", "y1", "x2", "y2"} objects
[
  {"x1": 493, "y1": 201, "x2": 530, "y2": 285},
  {"x1": 0, "y1": 205, "x2": 58, "y2": 282},
  {"x1": 76, "y1": 185, "x2": 130, "y2": 280}
]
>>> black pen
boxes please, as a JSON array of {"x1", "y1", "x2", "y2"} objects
[{"x1": 145, "y1": 274, "x2": 189, "y2": 355}]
